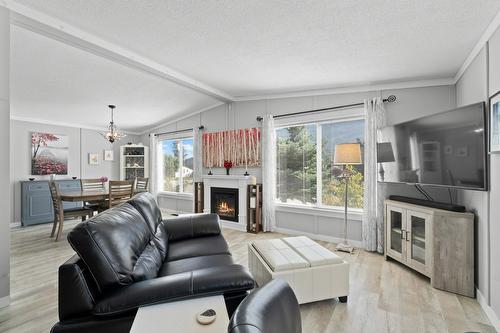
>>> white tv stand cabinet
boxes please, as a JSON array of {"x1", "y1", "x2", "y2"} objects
[{"x1": 384, "y1": 199, "x2": 475, "y2": 297}]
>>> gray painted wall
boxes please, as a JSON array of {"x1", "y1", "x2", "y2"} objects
[
  {"x1": 455, "y1": 47, "x2": 490, "y2": 305},
  {"x1": 489, "y1": 25, "x2": 500, "y2": 324},
  {"x1": 10, "y1": 119, "x2": 141, "y2": 223},
  {"x1": 455, "y1": 24, "x2": 500, "y2": 322},
  {"x1": 146, "y1": 85, "x2": 457, "y2": 244},
  {"x1": 0, "y1": 6, "x2": 10, "y2": 305}
]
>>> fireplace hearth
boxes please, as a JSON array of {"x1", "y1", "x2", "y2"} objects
[{"x1": 211, "y1": 187, "x2": 239, "y2": 222}]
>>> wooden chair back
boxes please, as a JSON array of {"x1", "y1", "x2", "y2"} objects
[
  {"x1": 81, "y1": 179, "x2": 105, "y2": 191},
  {"x1": 48, "y1": 181, "x2": 63, "y2": 216},
  {"x1": 108, "y1": 180, "x2": 134, "y2": 208},
  {"x1": 135, "y1": 177, "x2": 149, "y2": 192}
]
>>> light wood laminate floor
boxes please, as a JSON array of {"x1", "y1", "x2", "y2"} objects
[{"x1": 0, "y1": 220, "x2": 496, "y2": 333}]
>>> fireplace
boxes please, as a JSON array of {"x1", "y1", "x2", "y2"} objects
[{"x1": 211, "y1": 187, "x2": 239, "y2": 222}]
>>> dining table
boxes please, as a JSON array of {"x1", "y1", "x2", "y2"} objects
[{"x1": 59, "y1": 189, "x2": 109, "y2": 202}]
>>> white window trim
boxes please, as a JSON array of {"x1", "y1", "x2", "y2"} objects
[
  {"x1": 157, "y1": 191, "x2": 193, "y2": 199},
  {"x1": 275, "y1": 108, "x2": 365, "y2": 212},
  {"x1": 275, "y1": 202, "x2": 363, "y2": 221}
]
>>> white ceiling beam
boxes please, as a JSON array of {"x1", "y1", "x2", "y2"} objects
[
  {"x1": 1, "y1": 0, "x2": 234, "y2": 102},
  {"x1": 233, "y1": 78, "x2": 455, "y2": 101}
]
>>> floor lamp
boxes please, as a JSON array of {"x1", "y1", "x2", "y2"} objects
[{"x1": 334, "y1": 143, "x2": 362, "y2": 253}]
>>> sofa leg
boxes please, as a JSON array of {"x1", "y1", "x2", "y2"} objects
[{"x1": 339, "y1": 296, "x2": 348, "y2": 303}]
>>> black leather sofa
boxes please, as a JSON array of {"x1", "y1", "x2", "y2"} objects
[{"x1": 51, "y1": 192, "x2": 255, "y2": 333}]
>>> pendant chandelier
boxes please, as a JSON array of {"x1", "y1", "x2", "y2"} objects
[{"x1": 100, "y1": 105, "x2": 126, "y2": 143}]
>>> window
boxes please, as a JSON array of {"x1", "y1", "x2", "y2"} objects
[
  {"x1": 159, "y1": 137, "x2": 194, "y2": 193},
  {"x1": 276, "y1": 118, "x2": 364, "y2": 209}
]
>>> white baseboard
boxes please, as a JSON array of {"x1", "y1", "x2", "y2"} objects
[
  {"x1": 477, "y1": 288, "x2": 500, "y2": 331},
  {"x1": 10, "y1": 221, "x2": 21, "y2": 228},
  {"x1": 272, "y1": 226, "x2": 364, "y2": 249},
  {"x1": 0, "y1": 296, "x2": 10, "y2": 308},
  {"x1": 220, "y1": 221, "x2": 247, "y2": 232}
]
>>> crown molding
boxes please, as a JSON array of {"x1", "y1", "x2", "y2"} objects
[
  {"x1": 454, "y1": 9, "x2": 500, "y2": 83},
  {"x1": 1, "y1": 0, "x2": 234, "y2": 102},
  {"x1": 10, "y1": 115, "x2": 142, "y2": 135},
  {"x1": 233, "y1": 78, "x2": 455, "y2": 101},
  {"x1": 140, "y1": 102, "x2": 226, "y2": 135}
]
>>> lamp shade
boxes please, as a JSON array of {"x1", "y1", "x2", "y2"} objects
[{"x1": 334, "y1": 143, "x2": 362, "y2": 165}]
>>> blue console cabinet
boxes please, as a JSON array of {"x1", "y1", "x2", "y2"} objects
[{"x1": 21, "y1": 180, "x2": 82, "y2": 226}]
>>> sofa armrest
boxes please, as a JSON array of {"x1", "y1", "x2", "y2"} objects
[
  {"x1": 163, "y1": 213, "x2": 221, "y2": 242},
  {"x1": 58, "y1": 255, "x2": 97, "y2": 321},
  {"x1": 93, "y1": 264, "x2": 254, "y2": 316}
]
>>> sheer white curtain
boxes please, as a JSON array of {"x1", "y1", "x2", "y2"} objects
[
  {"x1": 149, "y1": 133, "x2": 159, "y2": 199},
  {"x1": 261, "y1": 115, "x2": 276, "y2": 232},
  {"x1": 363, "y1": 97, "x2": 387, "y2": 253}
]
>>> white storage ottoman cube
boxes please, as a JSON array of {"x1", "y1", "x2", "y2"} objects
[{"x1": 248, "y1": 236, "x2": 349, "y2": 304}]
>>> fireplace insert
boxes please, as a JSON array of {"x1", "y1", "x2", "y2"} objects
[{"x1": 211, "y1": 187, "x2": 239, "y2": 222}]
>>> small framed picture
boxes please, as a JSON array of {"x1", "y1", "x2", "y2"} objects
[
  {"x1": 444, "y1": 145, "x2": 453, "y2": 155},
  {"x1": 456, "y1": 146, "x2": 468, "y2": 157},
  {"x1": 103, "y1": 150, "x2": 114, "y2": 161},
  {"x1": 490, "y1": 91, "x2": 500, "y2": 153},
  {"x1": 89, "y1": 153, "x2": 99, "y2": 165}
]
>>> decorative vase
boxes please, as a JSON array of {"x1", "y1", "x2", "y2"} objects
[{"x1": 226, "y1": 168, "x2": 230, "y2": 175}]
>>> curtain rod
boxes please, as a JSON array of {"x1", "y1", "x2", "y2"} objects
[
  {"x1": 256, "y1": 95, "x2": 396, "y2": 121},
  {"x1": 150, "y1": 125, "x2": 205, "y2": 137}
]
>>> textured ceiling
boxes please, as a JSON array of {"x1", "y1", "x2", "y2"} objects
[
  {"x1": 14, "y1": 0, "x2": 500, "y2": 97},
  {"x1": 10, "y1": 25, "x2": 221, "y2": 133}
]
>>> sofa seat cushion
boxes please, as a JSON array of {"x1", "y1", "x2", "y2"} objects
[
  {"x1": 93, "y1": 265, "x2": 255, "y2": 316},
  {"x1": 158, "y1": 254, "x2": 234, "y2": 276},
  {"x1": 167, "y1": 235, "x2": 230, "y2": 262},
  {"x1": 252, "y1": 239, "x2": 309, "y2": 272},
  {"x1": 68, "y1": 203, "x2": 163, "y2": 292}
]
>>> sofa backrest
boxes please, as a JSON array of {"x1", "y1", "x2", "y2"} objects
[
  {"x1": 128, "y1": 192, "x2": 163, "y2": 233},
  {"x1": 128, "y1": 192, "x2": 169, "y2": 259},
  {"x1": 68, "y1": 201, "x2": 165, "y2": 293}
]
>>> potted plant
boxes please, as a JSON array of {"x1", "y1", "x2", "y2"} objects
[{"x1": 224, "y1": 160, "x2": 233, "y2": 175}]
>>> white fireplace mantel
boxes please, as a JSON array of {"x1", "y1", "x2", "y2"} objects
[{"x1": 203, "y1": 175, "x2": 257, "y2": 231}]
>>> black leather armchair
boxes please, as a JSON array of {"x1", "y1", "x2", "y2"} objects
[
  {"x1": 51, "y1": 192, "x2": 254, "y2": 333},
  {"x1": 228, "y1": 279, "x2": 302, "y2": 333}
]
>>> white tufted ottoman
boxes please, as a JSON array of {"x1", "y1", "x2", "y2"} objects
[{"x1": 248, "y1": 236, "x2": 349, "y2": 304}]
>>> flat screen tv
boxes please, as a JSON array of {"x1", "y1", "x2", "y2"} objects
[{"x1": 377, "y1": 102, "x2": 487, "y2": 190}]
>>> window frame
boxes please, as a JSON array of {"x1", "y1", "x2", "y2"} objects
[
  {"x1": 157, "y1": 133, "x2": 194, "y2": 197},
  {"x1": 274, "y1": 107, "x2": 365, "y2": 212}
]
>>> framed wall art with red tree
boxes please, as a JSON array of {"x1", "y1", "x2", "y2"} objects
[{"x1": 31, "y1": 132, "x2": 68, "y2": 175}]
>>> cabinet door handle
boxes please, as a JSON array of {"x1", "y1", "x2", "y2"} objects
[
  {"x1": 401, "y1": 229, "x2": 405, "y2": 239},
  {"x1": 406, "y1": 231, "x2": 410, "y2": 241}
]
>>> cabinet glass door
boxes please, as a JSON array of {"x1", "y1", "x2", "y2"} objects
[
  {"x1": 407, "y1": 211, "x2": 431, "y2": 275},
  {"x1": 386, "y1": 206, "x2": 405, "y2": 260}
]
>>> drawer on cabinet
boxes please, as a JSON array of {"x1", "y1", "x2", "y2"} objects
[{"x1": 27, "y1": 183, "x2": 49, "y2": 192}]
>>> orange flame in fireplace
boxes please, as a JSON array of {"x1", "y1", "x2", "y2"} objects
[{"x1": 217, "y1": 201, "x2": 235, "y2": 216}]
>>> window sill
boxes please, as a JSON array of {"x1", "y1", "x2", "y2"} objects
[
  {"x1": 275, "y1": 203, "x2": 363, "y2": 221},
  {"x1": 157, "y1": 192, "x2": 193, "y2": 200}
]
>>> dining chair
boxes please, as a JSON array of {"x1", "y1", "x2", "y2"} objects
[
  {"x1": 108, "y1": 180, "x2": 134, "y2": 208},
  {"x1": 135, "y1": 177, "x2": 149, "y2": 193},
  {"x1": 80, "y1": 178, "x2": 105, "y2": 191},
  {"x1": 80, "y1": 178, "x2": 107, "y2": 214},
  {"x1": 49, "y1": 181, "x2": 93, "y2": 241}
]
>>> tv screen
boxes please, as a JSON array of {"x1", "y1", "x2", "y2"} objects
[{"x1": 377, "y1": 102, "x2": 487, "y2": 190}]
